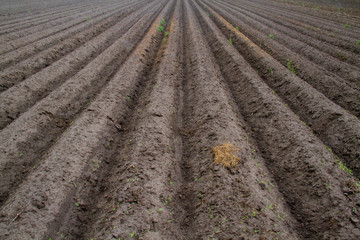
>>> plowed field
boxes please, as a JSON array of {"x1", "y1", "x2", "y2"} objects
[{"x1": 0, "y1": 0, "x2": 360, "y2": 239}]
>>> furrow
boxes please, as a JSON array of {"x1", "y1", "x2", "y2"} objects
[
  {"x1": 0, "y1": 1, "x2": 151, "y2": 129},
  {"x1": 215, "y1": 0, "x2": 360, "y2": 82},
  {"x1": 0, "y1": 0, "x2": 147, "y2": 93},
  {"x1": 0, "y1": 2, "x2": 89, "y2": 28},
  {"x1": 254, "y1": 0, "x2": 360, "y2": 27},
  {"x1": 203, "y1": 0, "x2": 360, "y2": 118},
  {"x1": 249, "y1": 0, "x2": 360, "y2": 31},
  {"x1": 0, "y1": 2, "x2": 134, "y2": 71},
  {"x1": 0, "y1": 1, "x2": 173, "y2": 239},
  {"x1": 225, "y1": 0, "x2": 360, "y2": 54},
  {"x1": 0, "y1": 2, "x2": 97, "y2": 36},
  {"x1": 192, "y1": 1, "x2": 360, "y2": 238},
  {"x1": 221, "y1": 0, "x2": 360, "y2": 69},
  {"x1": 202, "y1": 0, "x2": 360, "y2": 178},
  {"x1": 0, "y1": 1, "x2": 125, "y2": 55},
  {"x1": 0, "y1": 0, "x2": 164, "y2": 207},
  {"x1": 235, "y1": 0, "x2": 360, "y2": 40},
  {"x1": 174, "y1": 0, "x2": 300, "y2": 239},
  {"x1": 55, "y1": 2, "x2": 181, "y2": 239}
]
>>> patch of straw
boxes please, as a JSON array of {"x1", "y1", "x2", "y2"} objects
[{"x1": 212, "y1": 142, "x2": 241, "y2": 167}]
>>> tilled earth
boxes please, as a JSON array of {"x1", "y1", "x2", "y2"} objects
[{"x1": 0, "y1": 0, "x2": 360, "y2": 239}]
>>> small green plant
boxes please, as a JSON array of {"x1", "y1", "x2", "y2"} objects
[
  {"x1": 164, "y1": 31, "x2": 169, "y2": 37},
  {"x1": 160, "y1": 19, "x2": 166, "y2": 26},
  {"x1": 158, "y1": 26, "x2": 164, "y2": 32},
  {"x1": 163, "y1": 38, "x2": 167, "y2": 43},
  {"x1": 345, "y1": 23, "x2": 350, "y2": 28},
  {"x1": 269, "y1": 34, "x2": 274, "y2": 39},
  {"x1": 19, "y1": 153, "x2": 24, "y2": 157},
  {"x1": 270, "y1": 67, "x2": 273, "y2": 75},
  {"x1": 235, "y1": 26, "x2": 239, "y2": 30},
  {"x1": 286, "y1": 59, "x2": 296, "y2": 74},
  {"x1": 228, "y1": 37, "x2": 232, "y2": 45},
  {"x1": 75, "y1": 202, "x2": 80, "y2": 207},
  {"x1": 357, "y1": 41, "x2": 360, "y2": 46},
  {"x1": 130, "y1": 231, "x2": 135, "y2": 237},
  {"x1": 331, "y1": 32, "x2": 335, "y2": 37}
]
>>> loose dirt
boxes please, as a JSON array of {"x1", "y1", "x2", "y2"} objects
[{"x1": 0, "y1": 0, "x2": 359, "y2": 239}]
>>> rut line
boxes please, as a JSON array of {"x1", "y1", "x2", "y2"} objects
[
  {"x1": 234, "y1": 0, "x2": 360, "y2": 39},
  {"x1": 0, "y1": 2, "x2": 101, "y2": 37},
  {"x1": 177, "y1": 0, "x2": 196, "y2": 236},
  {"x1": 0, "y1": 1, "x2": 136, "y2": 71},
  {"x1": 0, "y1": 0, "x2": 152, "y2": 130},
  {"x1": 230, "y1": 0, "x2": 360, "y2": 58},
  {"x1": 213, "y1": 0, "x2": 360, "y2": 78},
  {"x1": 161, "y1": 0, "x2": 301, "y2": 238},
  {"x1": 0, "y1": 1, "x2": 114, "y2": 30},
  {"x1": 202, "y1": 0, "x2": 360, "y2": 117},
  {"x1": 0, "y1": 1, "x2": 127, "y2": 56},
  {"x1": 0, "y1": 0, "x2": 166, "y2": 208},
  {"x1": 251, "y1": 0, "x2": 360, "y2": 27},
  {"x1": 0, "y1": 1, "x2": 94, "y2": 28},
  {"x1": 201, "y1": 0, "x2": 360, "y2": 178},
  {"x1": 42, "y1": 1, "x2": 178, "y2": 238},
  {"x1": 0, "y1": 0, "x2": 148, "y2": 94},
  {"x1": 191, "y1": 1, "x2": 360, "y2": 238},
  {"x1": 227, "y1": 0, "x2": 360, "y2": 51}
]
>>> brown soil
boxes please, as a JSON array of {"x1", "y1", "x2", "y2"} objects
[{"x1": 0, "y1": 0, "x2": 359, "y2": 239}]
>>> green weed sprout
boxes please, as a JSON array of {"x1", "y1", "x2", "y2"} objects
[
  {"x1": 269, "y1": 34, "x2": 274, "y2": 39},
  {"x1": 286, "y1": 59, "x2": 296, "y2": 74}
]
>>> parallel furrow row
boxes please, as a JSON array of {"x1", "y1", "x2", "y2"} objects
[
  {"x1": 220, "y1": 0, "x2": 360, "y2": 69},
  {"x1": 0, "y1": 1, "x2": 92, "y2": 27},
  {"x1": 0, "y1": 0, "x2": 172, "y2": 239},
  {"x1": 0, "y1": 0, "x2": 165, "y2": 208},
  {"x1": 216, "y1": 0, "x2": 360, "y2": 78},
  {"x1": 0, "y1": 0, "x2": 359, "y2": 239},
  {"x1": 200, "y1": 0, "x2": 360, "y2": 179},
  {"x1": 262, "y1": 0, "x2": 360, "y2": 27},
  {"x1": 203, "y1": 0, "x2": 360, "y2": 116},
  {"x1": 225, "y1": 0, "x2": 360, "y2": 54},
  {"x1": 0, "y1": 0, "x2": 147, "y2": 93},
  {"x1": 234, "y1": 0, "x2": 360, "y2": 39},
  {"x1": 191, "y1": 0, "x2": 360, "y2": 238},
  {"x1": 0, "y1": 2, "x2": 97, "y2": 36},
  {"x1": 178, "y1": 0, "x2": 299, "y2": 238},
  {"x1": 202, "y1": 0, "x2": 360, "y2": 115},
  {"x1": 0, "y1": 1, "x2": 139, "y2": 71},
  {"x1": 0, "y1": 1, "x2": 126, "y2": 55}
]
